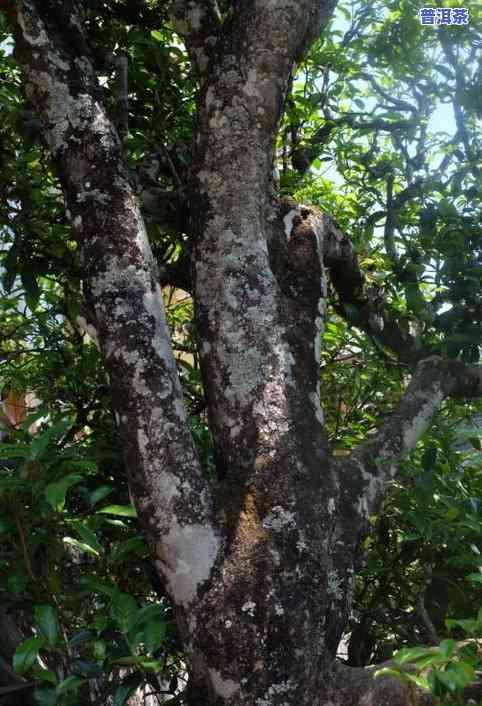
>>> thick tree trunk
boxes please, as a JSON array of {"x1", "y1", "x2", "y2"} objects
[{"x1": 6, "y1": 1, "x2": 482, "y2": 704}]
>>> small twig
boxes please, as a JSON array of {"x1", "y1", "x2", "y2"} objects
[
  {"x1": 159, "y1": 141, "x2": 184, "y2": 191},
  {"x1": 113, "y1": 55, "x2": 129, "y2": 138},
  {"x1": 14, "y1": 511, "x2": 36, "y2": 583},
  {"x1": 418, "y1": 567, "x2": 438, "y2": 645}
]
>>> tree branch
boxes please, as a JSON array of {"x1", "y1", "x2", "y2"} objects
[
  {"x1": 168, "y1": 0, "x2": 222, "y2": 74},
  {"x1": 10, "y1": 0, "x2": 222, "y2": 608},
  {"x1": 439, "y1": 31, "x2": 477, "y2": 178},
  {"x1": 349, "y1": 357, "x2": 482, "y2": 519},
  {"x1": 318, "y1": 210, "x2": 423, "y2": 363}
]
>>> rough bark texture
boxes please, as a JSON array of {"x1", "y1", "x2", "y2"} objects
[
  {"x1": 0, "y1": 609, "x2": 36, "y2": 706},
  {"x1": 6, "y1": 1, "x2": 482, "y2": 705}
]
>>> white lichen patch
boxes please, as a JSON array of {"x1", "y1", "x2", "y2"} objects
[
  {"x1": 327, "y1": 571, "x2": 343, "y2": 600},
  {"x1": 77, "y1": 187, "x2": 110, "y2": 205},
  {"x1": 188, "y1": 3, "x2": 204, "y2": 30},
  {"x1": 18, "y1": 10, "x2": 48, "y2": 46},
  {"x1": 256, "y1": 679, "x2": 296, "y2": 705},
  {"x1": 310, "y1": 392, "x2": 324, "y2": 426},
  {"x1": 355, "y1": 472, "x2": 378, "y2": 518},
  {"x1": 402, "y1": 385, "x2": 443, "y2": 454},
  {"x1": 76, "y1": 315, "x2": 100, "y2": 350},
  {"x1": 138, "y1": 448, "x2": 181, "y2": 505},
  {"x1": 228, "y1": 347, "x2": 263, "y2": 395},
  {"x1": 159, "y1": 521, "x2": 221, "y2": 606},
  {"x1": 48, "y1": 51, "x2": 70, "y2": 72},
  {"x1": 241, "y1": 601, "x2": 256, "y2": 617},
  {"x1": 142, "y1": 285, "x2": 176, "y2": 366},
  {"x1": 243, "y1": 67, "x2": 259, "y2": 98},
  {"x1": 315, "y1": 316, "x2": 324, "y2": 332},
  {"x1": 262, "y1": 506, "x2": 296, "y2": 532},
  {"x1": 208, "y1": 669, "x2": 239, "y2": 699},
  {"x1": 283, "y1": 209, "x2": 297, "y2": 240}
]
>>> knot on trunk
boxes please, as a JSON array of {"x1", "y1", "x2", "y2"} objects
[{"x1": 274, "y1": 197, "x2": 324, "y2": 302}]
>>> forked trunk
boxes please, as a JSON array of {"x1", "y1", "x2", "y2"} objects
[{"x1": 9, "y1": 2, "x2": 480, "y2": 704}]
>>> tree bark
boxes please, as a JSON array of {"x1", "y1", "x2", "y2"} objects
[{"x1": 5, "y1": 1, "x2": 482, "y2": 704}]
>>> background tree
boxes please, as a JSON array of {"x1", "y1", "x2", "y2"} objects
[{"x1": 0, "y1": 0, "x2": 480, "y2": 705}]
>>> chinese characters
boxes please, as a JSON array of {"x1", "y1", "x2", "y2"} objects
[{"x1": 419, "y1": 8, "x2": 470, "y2": 25}]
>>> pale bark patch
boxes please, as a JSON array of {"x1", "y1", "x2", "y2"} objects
[
  {"x1": 283, "y1": 209, "x2": 298, "y2": 240},
  {"x1": 157, "y1": 521, "x2": 221, "y2": 606},
  {"x1": 402, "y1": 385, "x2": 444, "y2": 453},
  {"x1": 208, "y1": 668, "x2": 240, "y2": 699}
]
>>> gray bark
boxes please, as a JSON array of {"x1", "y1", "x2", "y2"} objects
[{"x1": 6, "y1": 1, "x2": 482, "y2": 704}]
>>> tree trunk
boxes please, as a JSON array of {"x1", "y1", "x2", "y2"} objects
[
  {"x1": 0, "y1": 608, "x2": 36, "y2": 706},
  {"x1": 6, "y1": 1, "x2": 482, "y2": 704}
]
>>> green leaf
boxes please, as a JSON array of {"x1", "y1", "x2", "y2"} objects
[
  {"x1": 7, "y1": 563, "x2": 29, "y2": 595},
  {"x1": 97, "y1": 504, "x2": 137, "y2": 517},
  {"x1": 374, "y1": 666, "x2": 405, "y2": 680},
  {"x1": 21, "y1": 268, "x2": 40, "y2": 309},
  {"x1": 422, "y1": 446, "x2": 437, "y2": 471},
  {"x1": 143, "y1": 619, "x2": 166, "y2": 653},
  {"x1": 45, "y1": 474, "x2": 84, "y2": 511},
  {"x1": 405, "y1": 673, "x2": 429, "y2": 690},
  {"x1": 114, "y1": 684, "x2": 138, "y2": 706},
  {"x1": 79, "y1": 576, "x2": 116, "y2": 597},
  {"x1": 0, "y1": 443, "x2": 30, "y2": 459},
  {"x1": 111, "y1": 592, "x2": 138, "y2": 634},
  {"x1": 394, "y1": 646, "x2": 431, "y2": 664},
  {"x1": 111, "y1": 656, "x2": 144, "y2": 666},
  {"x1": 63, "y1": 536, "x2": 100, "y2": 557},
  {"x1": 13, "y1": 636, "x2": 46, "y2": 673},
  {"x1": 93, "y1": 639, "x2": 107, "y2": 662},
  {"x1": 71, "y1": 659, "x2": 102, "y2": 677},
  {"x1": 33, "y1": 687, "x2": 58, "y2": 706},
  {"x1": 35, "y1": 669, "x2": 57, "y2": 685},
  {"x1": 34, "y1": 605, "x2": 59, "y2": 645},
  {"x1": 29, "y1": 419, "x2": 71, "y2": 461},
  {"x1": 89, "y1": 484, "x2": 113, "y2": 507},
  {"x1": 2, "y1": 240, "x2": 19, "y2": 292},
  {"x1": 130, "y1": 603, "x2": 164, "y2": 629},
  {"x1": 438, "y1": 639, "x2": 454, "y2": 659},
  {"x1": 73, "y1": 521, "x2": 103, "y2": 555},
  {"x1": 137, "y1": 659, "x2": 162, "y2": 672},
  {"x1": 468, "y1": 437, "x2": 482, "y2": 451},
  {"x1": 0, "y1": 514, "x2": 15, "y2": 533},
  {"x1": 109, "y1": 536, "x2": 146, "y2": 563},
  {"x1": 467, "y1": 573, "x2": 482, "y2": 584},
  {"x1": 56, "y1": 676, "x2": 84, "y2": 695},
  {"x1": 68, "y1": 629, "x2": 93, "y2": 648}
]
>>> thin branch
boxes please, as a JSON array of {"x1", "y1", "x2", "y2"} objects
[
  {"x1": 439, "y1": 30, "x2": 479, "y2": 181},
  {"x1": 330, "y1": 357, "x2": 482, "y2": 560},
  {"x1": 315, "y1": 208, "x2": 423, "y2": 363},
  {"x1": 348, "y1": 357, "x2": 482, "y2": 518},
  {"x1": 14, "y1": 512, "x2": 36, "y2": 583},
  {"x1": 113, "y1": 55, "x2": 129, "y2": 138},
  {"x1": 383, "y1": 174, "x2": 399, "y2": 271},
  {"x1": 417, "y1": 566, "x2": 439, "y2": 645}
]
